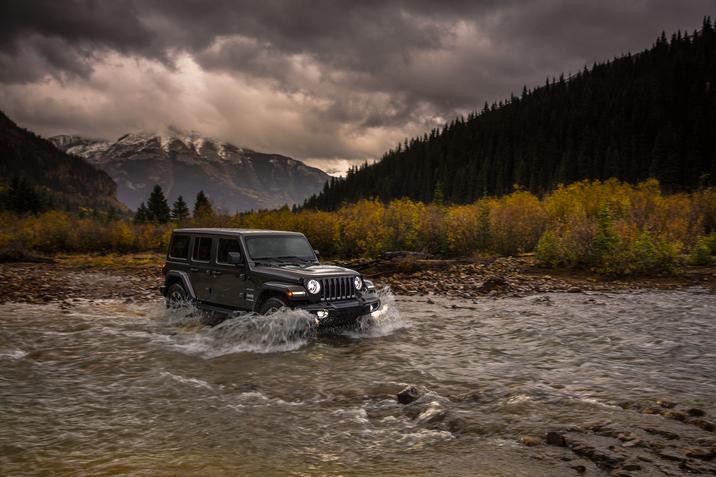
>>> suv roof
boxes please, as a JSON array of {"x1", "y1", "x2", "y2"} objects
[{"x1": 172, "y1": 228, "x2": 304, "y2": 236}]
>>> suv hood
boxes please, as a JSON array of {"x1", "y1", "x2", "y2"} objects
[{"x1": 252, "y1": 263, "x2": 357, "y2": 282}]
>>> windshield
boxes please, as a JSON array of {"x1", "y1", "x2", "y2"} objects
[{"x1": 245, "y1": 235, "x2": 316, "y2": 261}]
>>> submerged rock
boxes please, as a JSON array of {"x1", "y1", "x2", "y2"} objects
[
  {"x1": 519, "y1": 435, "x2": 541, "y2": 446},
  {"x1": 397, "y1": 385, "x2": 420, "y2": 404},
  {"x1": 690, "y1": 419, "x2": 716, "y2": 432},
  {"x1": 657, "y1": 399, "x2": 677, "y2": 409},
  {"x1": 546, "y1": 431, "x2": 567, "y2": 447}
]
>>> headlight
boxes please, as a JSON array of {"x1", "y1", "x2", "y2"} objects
[
  {"x1": 354, "y1": 276, "x2": 363, "y2": 290},
  {"x1": 306, "y1": 279, "x2": 321, "y2": 294}
]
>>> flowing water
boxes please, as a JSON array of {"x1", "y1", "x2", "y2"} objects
[{"x1": 1, "y1": 289, "x2": 715, "y2": 476}]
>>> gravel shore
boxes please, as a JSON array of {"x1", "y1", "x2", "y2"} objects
[{"x1": 0, "y1": 255, "x2": 714, "y2": 305}]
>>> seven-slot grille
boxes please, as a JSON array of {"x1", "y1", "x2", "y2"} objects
[{"x1": 319, "y1": 276, "x2": 356, "y2": 301}]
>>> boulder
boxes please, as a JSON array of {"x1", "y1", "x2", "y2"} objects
[
  {"x1": 477, "y1": 275, "x2": 510, "y2": 293},
  {"x1": 397, "y1": 385, "x2": 420, "y2": 404},
  {"x1": 546, "y1": 431, "x2": 567, "y2": 447}
]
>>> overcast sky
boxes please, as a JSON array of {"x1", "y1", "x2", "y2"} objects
[{"x1": 1, "y1": 1, "x2": 712, "y2": 174}]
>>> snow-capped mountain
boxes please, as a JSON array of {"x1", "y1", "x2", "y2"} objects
[{"x1": 50, "y1": 131, "x2": 330, "y2": 211}]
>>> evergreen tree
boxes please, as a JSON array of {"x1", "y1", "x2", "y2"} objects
[
  {"x1": 432, "y1": 181, "x2": 445, "y2": 205},
  {"x1": 171, "y1": 195, "x2": 190, "y2": 222},
  {"x1": 193, "y1": 190, "x2": 214, "y2": 219},
  {"x1": 4, "y1": 177, "x2": 44, "y2": 214},
  {"x1": 146, "y1": 184, "x2": 171, "y2": 223},
  {"x1": 134, "y1": 202, "x2": 150, "y2": 223}
]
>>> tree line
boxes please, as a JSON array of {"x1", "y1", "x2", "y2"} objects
[
  {"x1": 3, "y1": 180, "x2": 715, "y2": 275},
  {"x1": 304, "y1": 17, "x2": 716, "y2": 210},
  {"x1": 133, "y1": 185, "x2": 215, "y2": 223}
]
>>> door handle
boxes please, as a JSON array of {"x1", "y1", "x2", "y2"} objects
[
  {"x1": 190, "y1": 267, "x2": 199, "y2": 272},
  {"x1": 212, "y1": 271, "x2": 223, "y2": 276}
]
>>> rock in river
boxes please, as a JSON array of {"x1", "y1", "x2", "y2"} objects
[{"x1": 397, "y1": 385, "x2": 420, "y2": 404}]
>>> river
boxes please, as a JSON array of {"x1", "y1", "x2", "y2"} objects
[{"x1": 1, "y1": 289, "x2": 715, "y2": 476}]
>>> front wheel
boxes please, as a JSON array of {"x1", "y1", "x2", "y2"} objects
[
  {"x1": 259, "y1": 296, "x2": 288, "y2": 315},
  {"x1": 166, "y1": 283, "x2": 189, "y2": 309}
]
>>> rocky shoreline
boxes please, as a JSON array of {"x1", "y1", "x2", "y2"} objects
[
  {"x1": 0, "y1": 254, "x2": 714, "y2": 305},
  {"x1": 392, "y1": 385, "x2": 716, "y2": 476}
]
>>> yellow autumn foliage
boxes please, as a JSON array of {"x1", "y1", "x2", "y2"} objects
[{"x1": 1, "y1": 179, "x2": 714, "y2": 275}]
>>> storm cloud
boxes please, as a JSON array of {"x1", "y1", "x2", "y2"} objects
[{"x1": 0, "y1": 0, "x2": 712, "y2": 174}]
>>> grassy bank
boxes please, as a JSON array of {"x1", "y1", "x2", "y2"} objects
[{"x1": 1, "y1": 179, "x2": 715, "y2": 275}]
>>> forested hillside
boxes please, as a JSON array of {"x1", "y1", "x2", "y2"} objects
[
  {"x1": 305, "y1": 18, "x2": 716, "y2": 209},
  {"x1": 0, "y1": 111, "x2": 124, "y2": 213}
]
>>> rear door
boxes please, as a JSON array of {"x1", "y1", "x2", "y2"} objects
[
  {"x1": 189, "y1": 235, "x2": 214, "y2": 302},
  {"x1": 212, "y1": 235, "x2": 248, "y2": 309}
]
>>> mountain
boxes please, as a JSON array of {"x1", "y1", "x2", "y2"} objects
[
  {"x1": 0, "y1": 111, "x2": 124, "y2": 212},
  {"x1": 305, "y1": 18, "x2": 716, "y2": 210},
  {"x1": 50, "y1": 130, "x2": 330, "y2": 212}
]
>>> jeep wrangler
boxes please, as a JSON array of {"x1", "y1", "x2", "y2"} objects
[{"x1": 160, "y1": 228, "x2": 381, "y2": 327}]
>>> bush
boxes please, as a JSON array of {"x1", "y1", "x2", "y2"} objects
[
  {"x1": 489, "y1": 190, "x2": 547, "y2": 255},
  {"x1": 592, "y1": 223, "x2": 681, "y2": 275},
  {"x1": 689, "y1": 233, "x2": 716, "y2": 265}
]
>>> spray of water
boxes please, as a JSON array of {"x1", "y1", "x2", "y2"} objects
[
  {"x1": 344, "y1": 287, "x2": 409, "y2": 338},
  {"x1": 160, "y1": 287, "x2": 407, "y2": 356}
]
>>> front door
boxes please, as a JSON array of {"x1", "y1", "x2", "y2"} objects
[
  {"x1": 189, "y1": 235, "x2": 214, "y2": 302},
  {"x1": 212, "y1": 236, "x2": 248, "y2": 309}
]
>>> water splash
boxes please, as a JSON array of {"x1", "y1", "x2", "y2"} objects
[
  {"x1": 344, "y1": 288, "x2": 409, "y2": 338},
  {"x1": 160, "y1": 288, "x2": 406, "y2": 355},
  {"x1": 0, "y1": 349, "x2": 28, "y2": 360},
  {"x1": 163, "y1": 307, "x2": 319, "y2": 357}
]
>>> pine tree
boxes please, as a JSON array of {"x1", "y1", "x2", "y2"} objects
[
  {"x1": 134, "y1": 202, "x2": 150, "y2": 223},
  {"x1": 146, "y1": 184, "x2": 171, "y2": 223},
  {"x1": 432, "y1": 181, "x2": 445, "y2": 205},
  {"x1": 5, "y1": 177, "x2": 44, "y2": 214},
  {"x1": 171, "y1": 195, "x2": 190, "y2": 222},
  {"x1": 193, "y1": 190, "x2": 214, "y2": 219}
]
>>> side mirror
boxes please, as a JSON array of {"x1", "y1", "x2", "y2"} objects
[
  {"x1": 227, "y1": 251, "x2": 242, "y2": 265},
  {"x1": 314, "y1": 249, "x2": 320, "y2": 257}
]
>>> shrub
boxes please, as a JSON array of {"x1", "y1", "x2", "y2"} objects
[
  {"x1": 489, "y1": 190, "x2": 547, "y2": 255},
  {"x1": 384, "y1": 198, "x2": 425, "y2": 251},
  {"x1": 688, "y1": 233, "x2": 716, "y2": 265},
  {"x1": 445, "y1": 202, "x2": 485, "y2": 256}
]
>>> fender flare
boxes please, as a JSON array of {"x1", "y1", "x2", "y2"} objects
[
  {"x1": 253, "y1": 282, "x2": 306, "y2": 311},
  {"x1": 165, "y1": 270, "x2": 197, "y2": 300}
]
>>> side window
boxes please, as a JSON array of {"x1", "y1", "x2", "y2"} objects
[
  {"x1": 169, "y1": 235, "x2": 190, "y2": 259},
  {"x1": 192, "y1": 237, "x2": 212, "y2": 262},
  {"x1": 217, "y1": 238, "x2": 242, "y2": 264}
]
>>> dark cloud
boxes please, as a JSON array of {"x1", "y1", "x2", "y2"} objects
[{"x1": 0, "y1": 0, "x2": 713, "y2": 173}]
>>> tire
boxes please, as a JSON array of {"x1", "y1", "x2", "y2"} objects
[
  {"x1": 259, "y1": 296, "x2": 288, "y2": 315},
  {"x1": 166, "y1": 282, "x2": 189, "y2": 309}
]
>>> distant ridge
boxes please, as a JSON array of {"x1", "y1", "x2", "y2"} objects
[
  {"x1": 50, "y1": 131, "x2": 330, "y2": 212},
  {"x1": 305, "y1": 18, "x2": 716, "y2": 209},
  {"x1": 0, "y1": 111, "x2": 124, "y2": 212}
]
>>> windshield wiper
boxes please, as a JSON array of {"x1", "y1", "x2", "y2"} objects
[
  {"x1": 276, "y1": 255, "x2": 315, "y2": 264},
  {"x1": 252, "y1": 257, "x2": 281, "y2": 266}
]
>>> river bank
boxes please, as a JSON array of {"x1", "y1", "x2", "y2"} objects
[{"x1": 0, "y1": 253, "x2": 713, "y2": 305}]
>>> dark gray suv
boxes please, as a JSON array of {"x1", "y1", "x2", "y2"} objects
[{"x1": 160, "y1": 228, "x2": 381, "y2": 326}]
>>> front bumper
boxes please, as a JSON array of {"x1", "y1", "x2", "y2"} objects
[{"x1": 297, "y1": 295, "x2": 381, "y2": 327}]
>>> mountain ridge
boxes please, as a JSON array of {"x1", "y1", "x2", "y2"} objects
[
  {"x1": 50, "y1": 131, "x2": 330, "y2": 212},
  {"x1": 0, "y1": 111, "x2": 125, "y2": 212}
]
